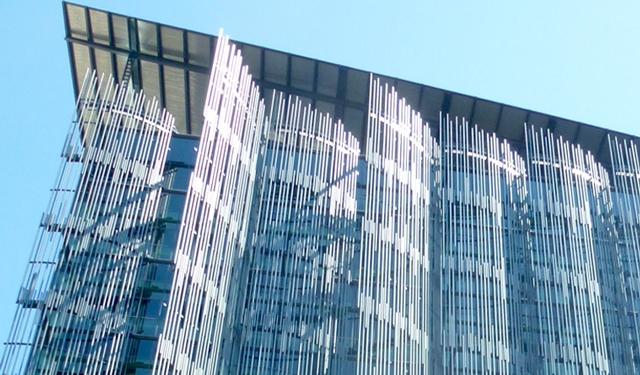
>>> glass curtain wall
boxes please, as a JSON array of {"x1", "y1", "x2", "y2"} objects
[
  {"x1": 356, "y1": 80, "x2": 438, "y2": 375},
  {"x1": 234, "y1": 93, "x2": 360, "y2": 374},
  {"x1": 525, "y1": 127, "x2": 612, "y2": 374},
  {"x1": 439, "y1": 117, "x2": 526, "y2": 374},
  {"x1": 1, "y1": 71, "x2": 174, "y2": 375},
  {"x1": 10, "y1": 28, "x2": 640, "y2": 375},
  {"x1": 608, "y1": 137, "x2": 640, "y2": 373}
]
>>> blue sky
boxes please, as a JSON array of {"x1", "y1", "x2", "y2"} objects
[{"x1": 0, "y1": 0, "x2": 639, "y2": 348}]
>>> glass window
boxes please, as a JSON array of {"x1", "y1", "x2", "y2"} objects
[
  {"x1": 134, "y1": 292, "x2": 169, "y2": 336},
  {"x1": 153, "y1": 222, "x2": 179, "y2": 260},
  {"x1": 167, "y1": 136, "x2": 198, "y2": 166},
  {"x1": 132, "y1": 339, "x2": 157, "y2": 365},
  {"x1": 141, "y1": 263, "x2": 175, "y2": 292},
  {"x1": 163, "y1": 166, "x2": 192, "y2": 191},
  {"x1": 158, "y1": 192, "x2": 186, "y2": 221}
]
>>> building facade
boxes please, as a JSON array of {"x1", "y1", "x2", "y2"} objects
[{"x1": 3, "y1": 3, "x2": 640, "y2": 375}]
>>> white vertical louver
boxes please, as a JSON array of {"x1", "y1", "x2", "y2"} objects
[
  {"x1": 235, "y1": 93, "x2": 360, "y2": 374},
  {"x1": 439, "y1": 116, "x2": 526, "y2": 375},
  {"x1": 607, "y1": 136, "x2": 640, "y2": 373},
  {"x1": 525, "y1": 127, "x2": 611, "y2": 374},
  {"x1": 152, "y1": 33, "x2": 267, "y2": 375},
  {"x1": 8, "y1": 30, "x2": 640, "y2": 375},
  {"x1": 357, "y1": 78, "x2": 437, "y2": 375},
  {"x1": 1, "y1": 70, "x2": 173, "y2": 375}
]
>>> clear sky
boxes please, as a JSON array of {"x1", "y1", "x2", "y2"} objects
[{"x1": 1, "y1": 0, "x2": 639, "y2": 349}]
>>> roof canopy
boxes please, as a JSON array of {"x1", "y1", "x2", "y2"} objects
[{"x1": 63, "y1": 2, "x2": 637, "y2": 169}]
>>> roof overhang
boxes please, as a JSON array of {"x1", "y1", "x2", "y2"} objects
[{"x1": 63, "y1": 1, "x2": 638, "y2": 170}]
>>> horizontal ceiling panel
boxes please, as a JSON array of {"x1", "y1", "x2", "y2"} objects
[
  {"x1": 187, "y1": 32, "x2": 211, "y2": 68},
  {"x1": 239, "y1": 44, "x2": 261, "y2": 80},
  {"x1": 317, "y1": 63, "x2": 338, "y2": 98},
  {"x1": 448, "y1": 95, "x2": 474, "y2": 122},
  {"x1": 498, "y1": 106, "x2": 527, "y2": 141},
  {"x1": 264, "y1": 50, "x2": 288, "y2": 85},
  {"x1": 66, "y1": 4, "x2": 88, "y2": 41},
  {"x1": 109, "y1": 14, "x2": 129, "y2": 50},
  {"x1": 140, "y1": 61, "x2": 161, "y2": 104},
  {"x1": 189, "y1": 71, "x2": 209, "y2": 136},
  {"x1": 94, "y1": 49, "x2": 114, "y2": 81},
  {"x1": 526, "y1": 112, "x2": 550, "y2": 130},
  {"x1": 345, "y1": 69, "x2": 368, "y2": 104},
  {"x1": 418, "y1": 87, "x2": 444, "y2": 124},
  {"x1": 163, "y1": 66, "x2": 186, "y2": 133},
  {"x1": 290, "y1": 56, "x2": 314, "y2": 92},
  {"x1": 552, "y1": 119, "x2": 579, "y2": 141},
  {"x1": 471, "y1": 100, "x2": 501, "y2": 130},
  {"x1": 72, "y1": 44, "x2": 91, "y2": 92},
  {"x1": 343, "y1": 106, "x2": 365, "y2": 141},
  {"x1": 395, "y1": 80, "x2": 421, "y2": 111},
  {"x1": 160, "y1": 25, "x2": 184, "y2": 62},
  {"x1": 138, "y1": 20, "x2": 158, "y2": 56},
  {"x1": 114, "y1": 54, "x2": 128, "y2": 86},
  {"x1": 576, "y1": 126, "x2": 605, "y2": 156},
  {"x1": 315, "y1": 101, "x2": 335, "y2": 120},
  {"x1": 89, "y1": 9, "x2": 109, "y2": 46}
]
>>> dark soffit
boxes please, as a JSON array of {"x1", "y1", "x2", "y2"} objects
[{"x1": 63, "y1": 1, "x2": 638, "y2": 170}]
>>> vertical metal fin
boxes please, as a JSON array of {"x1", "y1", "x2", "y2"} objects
[
  {"x1": 525, "y1": 126, "x2": 612, "y2": 374},
  {"x1": 606, "y1": 136, "x2": 640, "y2": 373},
  {"x1": 357, "y1": 77, "x2": 438, "y2": 375},
  {"x1": 1, "y1": 69, "x2": 173, "y2": 375},
  {"x1": 234, "y1": 92, "x2": 361, "y2": 374},
  {"x1": 439, "y1": 116, "x2": 526, "y2": 374},
  {"x1": 152, "y1": 32, "x2": 267, "y2": 375}
]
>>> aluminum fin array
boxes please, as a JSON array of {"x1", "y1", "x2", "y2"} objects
[
  {"x1": 152, "y1": 33, "x2": 267, "y2": 375},
  {"x1": 440, "y1": 117, "x2": 526, "y2": 374},
  {"x1": 1, "y1": 70, "x2": 173, "y2": 375},
  {"x1": 9, "y1": 32, "x2": 640, "y2": 375},
  {"x1": 525, "y1": 127, "x2": 612, "y2": 374},
  {"x1": 608, "y1": 136, "x2": 640, "y2": 373},
  {"x1": 358, "y1": 79, "x2": 438, "y2": 375},
  {"x1": 235, "y1": 93, "x2": 360, "y2": 374}
]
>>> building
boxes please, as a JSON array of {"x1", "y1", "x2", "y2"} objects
[{"x1": 2, "y1": 2, "x2": 640, "y2": 374}]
